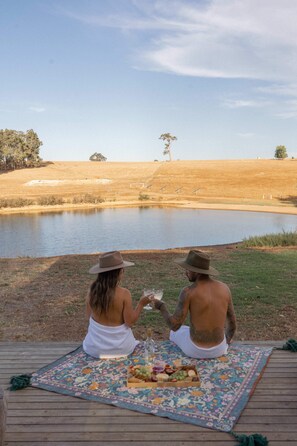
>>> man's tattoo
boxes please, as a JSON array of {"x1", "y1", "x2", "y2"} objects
[
  {"x1": 190, "y1": 326, "x2": 224, "y2": 344},
  {"x1": 159, "y1": 288, "x2": 188, "y2": 331}
]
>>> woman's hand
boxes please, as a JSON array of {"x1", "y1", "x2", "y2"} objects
[{"x1": 140, "y1": 293, "x2": 153, "y2": 307}]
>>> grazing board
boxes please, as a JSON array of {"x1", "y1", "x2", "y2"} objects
[{"x1": 127, "y1": 363, "x2": 200, "y2": 388}]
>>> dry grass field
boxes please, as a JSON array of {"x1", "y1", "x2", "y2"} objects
[{"x1": 1, "y1": 159, "x2": 297, "y2": 213}]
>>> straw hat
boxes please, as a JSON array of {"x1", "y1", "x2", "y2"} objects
[
  {"x1": 89, "y1": 251, "x2": 134, "y2": 274},
  {"x1": 175, "y1": 250, "x2": 219, "y2": 276}
]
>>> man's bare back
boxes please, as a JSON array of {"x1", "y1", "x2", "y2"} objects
[
  {"x1": 152, "y1": 250, "x2": 236, "y2": 353},
  {"x1": 188, "y1": 276, "x2": 235, "y2": 347}
]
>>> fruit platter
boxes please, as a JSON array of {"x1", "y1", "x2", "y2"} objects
[{"x1": 127, "y1": 363, "x2": 200, "y2": 388}]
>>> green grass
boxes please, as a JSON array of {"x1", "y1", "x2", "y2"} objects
[
  {"x1": 242, "y1": 231, "x2": 297, "y2": 247},
  {"x1": 122, "y1": 248, "x2": 297, "y2": 339},
  {"x1": 1, "y1": 246, "x2": 296, "y2": 341}
]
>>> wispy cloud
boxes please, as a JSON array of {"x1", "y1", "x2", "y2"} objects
[
  {"x1": 61, "y1": 0, "x2": 297, "y2": 83},
  {"x1": 223, "y1": 99, "x2": 269, "y2": 109},
  {"x1": 257, "y1": 84, "x2": 297, "y2": 98},
  {"x1": 29, "y1": 106, "x2": 46, "y2": 113},
  {"x1": 236, "y1": 132, "x2": 254, "y2": 138},
  {"x1": 275, "y1": 99, "x2": 297, "y2": 119}
]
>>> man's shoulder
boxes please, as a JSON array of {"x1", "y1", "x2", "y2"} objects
[
  {"x1": 211, "y1": 279, "x2": 231, "y2": 294},
  {"x1": 179, "y1": 286, "x2": 192, "y2": 299}
]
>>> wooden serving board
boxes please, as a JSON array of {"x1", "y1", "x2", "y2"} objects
[{"x1": 127, "y1": 365, "x2": 201, "y2": 388}]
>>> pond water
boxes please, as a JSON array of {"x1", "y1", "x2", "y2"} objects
[{"x1": 1, "y1": 207, "x2": 296, "y2": 258}]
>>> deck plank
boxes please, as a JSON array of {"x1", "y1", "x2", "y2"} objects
[{"x1": 1, "y1": 342, "x2": 296, "y2": 445}]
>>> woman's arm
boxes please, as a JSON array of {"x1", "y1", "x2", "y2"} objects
[
  {"x1": 123, "y1": 290, "x2": 152, "y2": 327},
  {"x1": 153, "y1": 288, "x2": 190, "y2": 331}
]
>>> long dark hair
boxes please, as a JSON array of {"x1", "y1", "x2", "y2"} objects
[{"x1": 89, "y1": 268, "x2": 122, "y2": 314}]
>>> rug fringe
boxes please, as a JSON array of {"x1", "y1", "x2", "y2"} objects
[
  {"x1": 230, "y1": 431, "x2": 269, "y2": 445},
  {"x1": 9, "y1": 374, "x2": 32, "y2": 391}
]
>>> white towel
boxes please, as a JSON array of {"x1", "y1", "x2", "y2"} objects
[
  {"x1": 83, "y1": 318, "x2": 139, "y2": 359},
  {"x1": 170, "y1": 325, "x2": 228, "y2": 359}
]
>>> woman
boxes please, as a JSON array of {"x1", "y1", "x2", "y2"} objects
[{"x1": 83, "y1": 250, "x2": 152, "y2": 358}]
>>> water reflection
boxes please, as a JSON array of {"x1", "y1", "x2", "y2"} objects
[{"x1": 1, "y1": 207, "x2": 296, "y2": 258}]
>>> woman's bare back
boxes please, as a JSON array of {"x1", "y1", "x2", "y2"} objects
[{"x1": 89, "y1": 286, "x2": 127, "y2": 326}]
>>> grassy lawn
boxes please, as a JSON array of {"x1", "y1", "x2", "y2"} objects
[
  {"x1": 122, "y1": 247, "x2": 297, "y2": 341},
  {"x1": 1, "y1": 244, "x2": 295, "y2": 342}
]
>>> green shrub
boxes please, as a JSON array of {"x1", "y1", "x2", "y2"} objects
[
  {"x1": 71, "y1": 194, "x2": 104, "y2": 204},
  {"x1": 139, "y1": 193, "x2": 150, "y2": 201},
  {"x1": 242, "y1": 231, "x2": 297, "y2": 247}
]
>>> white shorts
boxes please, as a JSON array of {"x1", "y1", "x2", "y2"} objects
[{"x1": 170, "y1": 325, "x2": 228, "y2": 359}]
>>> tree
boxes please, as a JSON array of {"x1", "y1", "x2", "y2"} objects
[
  {"x1": 159, "y1": 133, "x2": 177, "y2": 161},
  {"x1": 23, "y1": 129, "x2": 43, "y2": 167},
  {"x1": 0, "y1": 128, "x2": 42, "y2": 170},
  {"x1": 274, "y1": 145, "x2": 288, "y2": 159},
  {"x1": 89, "y1": 152, "x2": 107, "y2": 162}
]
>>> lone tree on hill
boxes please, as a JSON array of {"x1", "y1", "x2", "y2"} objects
[
  {"x1": 89, "y1": 152, "x2": 107, "y2": 162},
  {"x1": 159, "y1": 133, "x2": 177, "y2": 161},
  {"x1": 274, "y1": 145, "x2": 288, "y2": 159}
]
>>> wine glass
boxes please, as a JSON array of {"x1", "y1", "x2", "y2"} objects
[
  {"x1": 154, "y1": 289, "x2": 163, "y2": 301},
  {"x1": 143, "y1": 289, "x2": 154, "y2": 310}
]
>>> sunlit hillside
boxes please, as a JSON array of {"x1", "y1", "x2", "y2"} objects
[{"x1": 1, "y1": 159, "x2": 296, "y2": 208}]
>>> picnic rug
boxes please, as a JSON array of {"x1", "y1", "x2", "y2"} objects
[{"x1": 28, "y1": 341, "x2": 273, "y2": 433}]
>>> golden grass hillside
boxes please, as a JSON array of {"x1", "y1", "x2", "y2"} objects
[{"x1": 1, "y1": 159, "x2": 297, "y2": 211}]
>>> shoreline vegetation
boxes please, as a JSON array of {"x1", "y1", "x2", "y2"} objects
[
  {"x1": 1, "y1": 198, "x2": 297, "y2": 215},
  {"x1": 1, "y1": 159, "x2": 297, "y2": 215}
]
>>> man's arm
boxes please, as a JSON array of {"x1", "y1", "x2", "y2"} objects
[
  {"x1": 225, "y1": 295, "x2": 236, "y2": 344},
  {"x1": 154, "y1": 288, "x2": 190, "y2": 331}
]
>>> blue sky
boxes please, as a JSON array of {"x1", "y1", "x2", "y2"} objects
[{"x1": 1, "y1": 0, "x2": 297, "y2": 161}]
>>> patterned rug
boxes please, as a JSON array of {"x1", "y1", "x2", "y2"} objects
[{"x1": 31, "y1": 341, "x2": 272, "y2": 432}]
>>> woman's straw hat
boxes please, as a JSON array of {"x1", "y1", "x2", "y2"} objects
[
  {"x1": 89, "y1": 251, "x2": 134, "y2": 274},
  {"x1": 175, "y1": 250, "x2": 219, "y2": 276}
]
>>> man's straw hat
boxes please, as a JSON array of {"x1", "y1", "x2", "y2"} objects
[
  {"x1": 89, "y1": 251, "x2": 134, "y2": 274},
  {"x1": 175, "y1": 250, "x2": 219, "y2": 276}
]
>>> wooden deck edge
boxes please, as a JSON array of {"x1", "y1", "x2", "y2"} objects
[{"x1": 0, "y1": 386, "x2": 7, "y2": 446}]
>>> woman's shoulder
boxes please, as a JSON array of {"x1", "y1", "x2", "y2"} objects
[{"x1": 116, "y1": 286, "x2": 131, "y2": 297}]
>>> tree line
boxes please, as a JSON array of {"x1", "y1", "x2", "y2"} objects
[{"x1": 0, "y1": 128, "x2": 42, "y2": 170}]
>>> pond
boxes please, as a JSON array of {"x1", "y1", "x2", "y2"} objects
[{"x1": 1, "y1": 207, "x2": 296, "y2": 258}]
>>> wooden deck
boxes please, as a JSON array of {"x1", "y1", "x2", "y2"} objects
[{"x1": 0, "y1": 341, "x2": 296, "y2": 446}]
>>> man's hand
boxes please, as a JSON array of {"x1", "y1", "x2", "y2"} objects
[{"x1": 151, "y1": 298, "x2": 164, "y2": 311}]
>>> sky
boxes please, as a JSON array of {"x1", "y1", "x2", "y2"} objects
[{"x1": 1, "y1": 0, "x2": 297, "y2": 162}]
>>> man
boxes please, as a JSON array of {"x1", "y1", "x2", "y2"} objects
[{"x1": 152, "y1": 250, "x2": 236, "y2": 359}]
